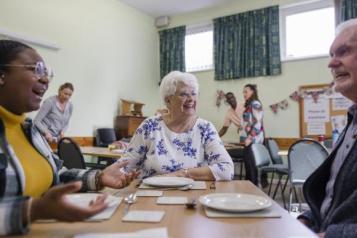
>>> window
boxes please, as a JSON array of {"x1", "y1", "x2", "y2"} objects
[
  {"x1": 185, "y1": 24, "x2": 213, "y2": 72},
  {"x1": 280, "y1": 0, "x2": 335, "y2": 61}
]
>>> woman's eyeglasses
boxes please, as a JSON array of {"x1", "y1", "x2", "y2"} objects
[
  {"x1": 175, "y1": 92, "x2": 197, "y2": 100},
  {"x1": 0, "y1": 61, "x2": 54, "y2": 81}
]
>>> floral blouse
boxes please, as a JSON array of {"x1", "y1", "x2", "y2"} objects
[
  {"x1": 241, "y1": 100, "x2": 265, "y2": 144},
  {"x1": 121, "y1": 116, "x2": 233, "y2": 180}
]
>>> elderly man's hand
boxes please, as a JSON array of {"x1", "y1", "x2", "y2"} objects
[{"x1": 100, "y1": 161, "x2": 140, "y2": 189}]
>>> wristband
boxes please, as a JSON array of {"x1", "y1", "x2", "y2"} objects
[{"x1": 95, "y1": 171, "x2": 104, "y2": 190}]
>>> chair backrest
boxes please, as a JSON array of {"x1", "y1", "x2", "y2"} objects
[
  {"x1": 57, "y1": 137, "x2": 86, "y2": 169},
  {"x1": 266, "y1": 138, "x2": 283, "y2": 164},
  {"x1": 96, "y1": 128, "x2": 117, "y2": 147},
  {"x1": 288, "y1": 139, "x2": 329, "y2": 184},
  {"x1": 251, "y1": 144, "x2": 271, "y2": 168}
]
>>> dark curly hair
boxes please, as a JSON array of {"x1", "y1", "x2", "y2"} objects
[{"x1": 0, "y1": 40, "x2": 32, "y2": 72}]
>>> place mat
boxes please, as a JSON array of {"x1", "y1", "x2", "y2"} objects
[
  {"x1": 203, "y1": 206, "x2": 281, "y2": 218},
  {"x1": 157, "y1": 196, "x2": 188, "y2": 205},
  {"x1": 135, "y1": 190, "x2": 163, "y2": 197},
  {"x1": 138, "y1": 181, "x2": 206, "y2": 190},
  {"x1": 75, "y1": 227, "x2": 168, "y2": 238},
  {"x1": 122, "y1": 210, "x2": 165, "y2": 223}
]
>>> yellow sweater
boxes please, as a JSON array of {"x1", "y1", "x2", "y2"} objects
[{"x1": 0, "y1": 106, "x2": 53, "y2": 197}]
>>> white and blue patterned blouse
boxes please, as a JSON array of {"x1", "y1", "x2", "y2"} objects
[{"x1": 121, "y1": 116, "x2": 233, "y2": 181}]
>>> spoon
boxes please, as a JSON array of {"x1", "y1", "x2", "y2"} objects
[{"x1": 123, "y1": 193, "x2": 137, "y2": 215}]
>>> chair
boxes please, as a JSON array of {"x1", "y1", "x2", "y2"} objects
[
  {"x1": 95, "y1": 128, "x2": 117, "y2": 166},
  {"x1": 265, "y1": 138, "x2": 289, "y2": 202},
  {"x1": 251, "y1": 143, "x2": 289, "y2": 208},
  {"x1": 57, "y1": 137, "x2": 104, "y2": 170},
  {"x1": 57, "y1": 137, "x2": 86, "y2": 169},
  {"x1": 287, "y1": 138, "x2": 329, "y2": 212},
  {"x1": 266, "y1": 138, "x2": 283, "y2": 164},
  {"x1": 227, "y1": 147, "x2": 245, "y2": 180},
  {"x1": 96, "y1": 128, "x2": 117, "y2": 147}
]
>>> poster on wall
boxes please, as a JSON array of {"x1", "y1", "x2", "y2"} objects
[
  {"x1": 304, "y1": 98, "x2": 330, "y2": 123},
  {"x1": 331, "y1": 115, "x2": 348, "y2": 133},
  {"x1": 307, "y1": 122, "x2": 326, "y2": 135},
  {"x1": 332, "y1": 97, "x2": 353, "y2": 110}
]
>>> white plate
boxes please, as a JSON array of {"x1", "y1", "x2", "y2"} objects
[
  {"x1": 65, "y1": 193, "x2": 122, "y2": 221},
  {"x1": 143, "y1": 176, "x2": 194, "y2": 188},
  {"x1": 199, "y1": 193, "x2": 272, "y2": 212}
]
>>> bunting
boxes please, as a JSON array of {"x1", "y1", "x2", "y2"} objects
[{"x1": 268, "y1": 84, "x2": 333, "y2": 114}]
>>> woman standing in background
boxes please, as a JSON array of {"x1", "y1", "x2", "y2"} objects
[
  {"x1": 34, "y1": 82, "x2": 74, "y2": 143},
  {"x1": 241, "y1": 84, "x2": 265, "y2": 185}
]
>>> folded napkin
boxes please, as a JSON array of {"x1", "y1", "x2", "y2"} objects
[
  {"x1": 74, "y1": 227, "x2": 168, "y2": 238},
  {"x1": 139, "y1": 181, "x2": 206, "y2": 190},
  {"x1": 203, "y1": 206, "x2": 281, "y2": 218}
]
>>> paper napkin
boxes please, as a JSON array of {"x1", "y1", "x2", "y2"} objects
[{"x1": 122, "y1": 210, "x2": 165, "y2": 223}]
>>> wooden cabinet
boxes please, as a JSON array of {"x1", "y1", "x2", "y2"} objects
[{"x1": 115, "y1": 116, "x2": 146, "y2": 139}]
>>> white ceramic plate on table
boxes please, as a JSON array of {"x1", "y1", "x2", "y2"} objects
[
  {"x1": 143, "y1": 176, "x2": 194, "y2": 188},
  {"x1": 199, "y1": 193, "x2": 272, "y2": 212}
]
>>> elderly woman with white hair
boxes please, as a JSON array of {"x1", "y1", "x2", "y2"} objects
[{"x1": 121, "y1": 71, "x2": 233, "y2": 180}]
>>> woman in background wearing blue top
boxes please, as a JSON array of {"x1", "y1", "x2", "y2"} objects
[{"x1": 34, "y1": 82, "x2": 74, "y2": 143}]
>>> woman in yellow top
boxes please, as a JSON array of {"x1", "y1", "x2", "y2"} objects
[{"x1": 0, "y1": 40, "x2": 139, "y2": 235}]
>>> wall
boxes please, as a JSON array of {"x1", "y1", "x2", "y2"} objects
[
  {"x1": 167, "y1": 0, "x2": 333, "y2": 141},
  {"x1": 0, "y1": 0, "x2": 160, "y2": 136}
]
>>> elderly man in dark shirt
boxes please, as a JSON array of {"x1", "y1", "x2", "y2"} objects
[{"x1": 298, "y1": 18, "x2": 357, "y2": 238}]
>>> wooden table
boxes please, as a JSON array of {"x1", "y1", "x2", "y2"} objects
[
  {"x1": 224, "y1": 142, "x2": 244, "y2": 150},
  {"x1": 80, "y1": 146, "x2": 123, "y2": 159},
  {"x1": 23, "y1": 181, "x2": 317, "y2": 238}
]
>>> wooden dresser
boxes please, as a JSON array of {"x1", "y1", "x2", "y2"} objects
[{"x1": 115, "y1": 115, "x2": 146, "y2": 139}]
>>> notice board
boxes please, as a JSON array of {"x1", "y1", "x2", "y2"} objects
[{"x1": 299, "y1": 84, "x2": 351, "y2": 139}]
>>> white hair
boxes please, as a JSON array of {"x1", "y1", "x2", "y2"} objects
[
  {"x1": 336, "y1": 18, "x2": 357, "y2": 37},
  {"x1": 159, "y1": 71, "x2": 199, "y2": 103}
]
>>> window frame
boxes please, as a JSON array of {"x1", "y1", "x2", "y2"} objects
[
  {"x1": 279, "y1": 0, "x2": 334, "y2": 62},
  {"x1": 185, "y1": 23, "x2": 214, "y2": 73}
]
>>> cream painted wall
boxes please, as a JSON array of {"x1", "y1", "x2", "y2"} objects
[
  {"x1": 167, "y1": 0, "x2": 333, "y2": 141},
  {"x1": 0, "y1": 0, "x2": 160, "y2": 136}
]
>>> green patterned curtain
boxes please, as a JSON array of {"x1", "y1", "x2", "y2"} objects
[
  {"x1": 341, "y1": 0, "x2": 357, "y2": 21},
  {"x1": 213, "y1": 6, "x2": 281, "y2": 80},
  {"x1": 159, "y1": 26, "x2": 186, "y2": 81}
]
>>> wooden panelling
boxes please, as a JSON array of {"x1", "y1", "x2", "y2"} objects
[
  {"x1": 50, "y1": 136, "x2": 299, "y2": 150},
  {"x1": 71, "y1": 137, "x2": 94, "y2": 146},
  {"x1": 48, "y1": 136, "x2": 94, "y2": 150},
  {"x1": 273, "y1": 137, "x2": 299, "y2": 150}
]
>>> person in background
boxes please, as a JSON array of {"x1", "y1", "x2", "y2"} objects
[
  {"x1": 241, "y1": 84, "x2": 265, "y2": 186},
  {"x1": 120, "y1": 71, "x2": 234, "y2": 181},
  {"x1": 218, "y1": 92, "x2": 245, "y2": 137},
  {"x1": 34, "y1": 82, "x2": 74, "y2": 143},
  {"x1": 297, "y1": 18, "x2": 357, "y2": 238},
  {"x1": 0, "y1": 40, "x2": 138, "y2": 235}
]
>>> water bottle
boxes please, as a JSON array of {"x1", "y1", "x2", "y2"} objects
[{"x1": 332, "y1": 129, "x2": 339, "y2": 147}]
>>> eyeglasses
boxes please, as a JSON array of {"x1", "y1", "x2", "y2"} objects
[
  {"x1": 0, "y1": 61, "x2": 54, "y2": 81},
  {"x1": 175, "y1": 92, "x2": 197, "y2": 100}
]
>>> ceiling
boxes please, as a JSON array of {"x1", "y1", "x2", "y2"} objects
[{"x1": 118, "y1": 0, "x2": 235, "y2": 18}]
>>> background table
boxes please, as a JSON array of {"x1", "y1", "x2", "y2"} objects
[
  {"x1": 21, "y1": 180, "x2": 317, "y2": 238},
  {"x1": 80, "y1": 146, "x2": 123, "y2": 159}
]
